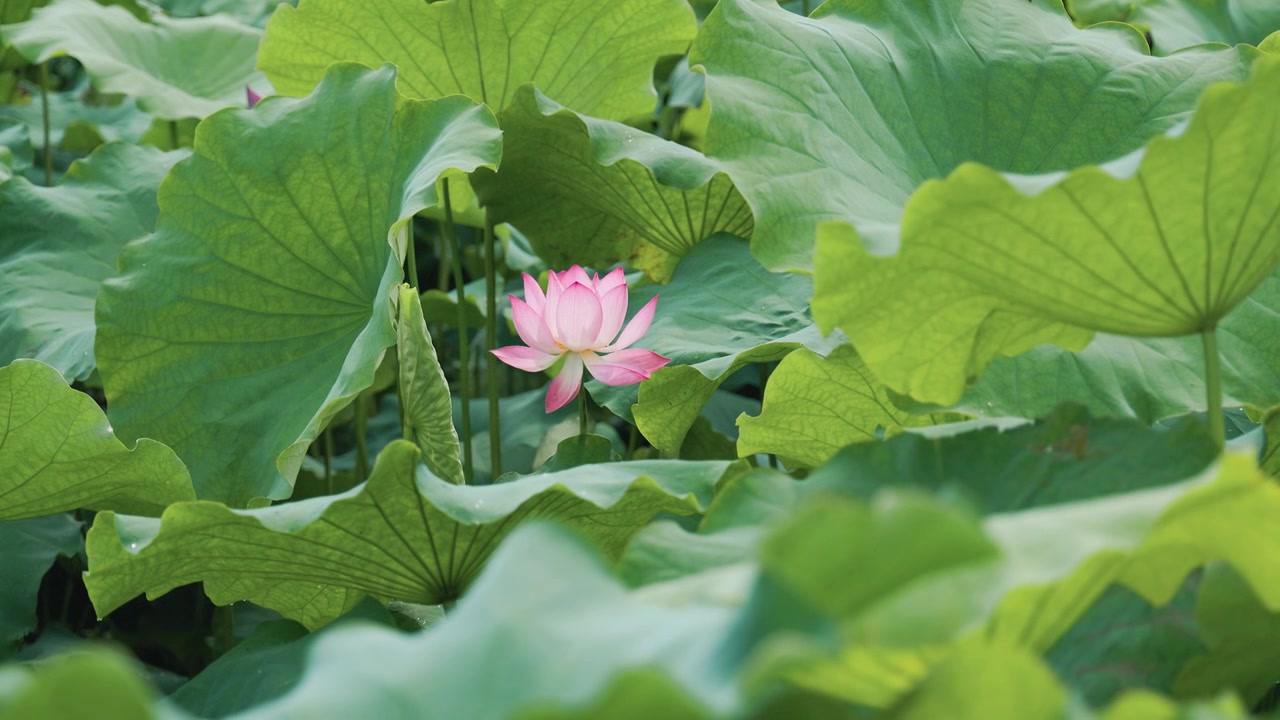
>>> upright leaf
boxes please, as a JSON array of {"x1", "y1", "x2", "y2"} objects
[
  {"x1": 471, "y1": 86, "x2": 752, "y2": 282},
  {"x1": 691, "y1": 0, "x2": 1259, "y2": 270},
  {"x1": 813, "y1": 57, "x2": 1280, "y2": 405},
  {"x1": 0, "y1": 0, "x2": 263, "y2": 119},
  {"x1": 0, "y1": 515, "x2": 80, "y2": 657},
  {"x1": 0, "y1": 360, "x2": 193, "y2": 521},
  {"x1": 95, "y1": 64, "x2": 501, "y2": 505},
  {"x1": 259, "y1": 0, "x2": 696, "y2": 120},
  {"x1": 0, "y1": 142, "x2": 183, "y2": 379},
  {"x1": 396, "y1": 285, "x2": 464, "y2": 486}
]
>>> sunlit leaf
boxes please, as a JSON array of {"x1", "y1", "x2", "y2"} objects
[
  {"x1": 1069, "y1": 0, "x2": 1280, "y2": 54},
  {"x1": 0, "y1": 0, "x2": 262, "y2": 119},
  {"x1": 0, "y1": 648, "x2": 155, "y2": 719},
  {"x1": 259, "y1": 0, "x2": 695, "y2": 120},
  {"x1": 691, "y1": 0, "x2": 1259, "y2": 271},
  {"x1": 0, "y1": 142, "x2": 183, "y2": 379},
  {"x1": 737, "y1": 345, "x2": 952, "y2": 467},
  {"x1": 84, "y1": 440, "x2": 733, "y2": 629},
  {"x1": 95, "y1": 64, "x2": 501, "y2": 505},
  {"x1": 396, "y1": 285, "x2": 464, "y2": 486},
  {"x1": 812, "y1": 57, "x2": 1280, "y2": 405},
  {"x1": 472, "y1": 86, "x2": 752, "y2": 282},
  {"x1": 0, "y1": 360, "x2": 193, "y2": 521}
]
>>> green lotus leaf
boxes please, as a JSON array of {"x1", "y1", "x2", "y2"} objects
[
  {"x1": 83, "y1": 440, "x2": 734, "y2": 629},
  {"x1": 587, "y1": 236, "x2": 841, "y2": 455},
  {"x1": 0, "y1": 648, "x2": 155, "y2": 719},
  {"x1": 813, "y1": 57, "x2": 1280, "y2": 405},
  {"x1": 1262, "y1": 409, "x2": 1279, "y2": 476},
  {"x1": 154, "y1": 0, "x2": 291, "y2": 28},
  {"x1": 0, "y1": 0, "x2": 262, "y2": 120},
  {"x1": 259, "y1": 0, "x2": 695, "y2": 120},
  {"x1": 0, "y1": 81, "x2": 154, "y2": 159},
  {"x1": 803, "y1": 405, "x2": 1219, "y2": 514},
  {"x1": 0, "y1": 0, "x2": 46, "y2": 71},
  {"x1": 0, "y1": 514, "x2": 80, "y2": 657},
  {"x1": 0, "y1": 142, "x2": 183, "y2": 379},
  {"x1": 960, "y1": 270, "x2": 1280, "y2": 422},
  {"x1": 471, "y1": 86, "x2": 752, "y2": 283},
  {"x1": 888, "y1": 642, "x2": 1067, "y2": 720},
  {"x1": 395, "y1": 285, "x2": 464, "y2": 486},
  {"x1": 736, "y1": 344, "x2": 953, "y2": 468},
  {"x1": 1173, "y1": 564, "x2": 1280, "y2": 707},
  {"x1": 691, "y1": 0, "x2": 1259, "y2": 271},
  {"x1": 95, "y1": 64, "x2": 501, "y2": 505},
  {"x1": 0, "y1": 360, "x2": 194, "y2": 521},
  {"x1": 1069, "y1": 0, "x2": 1280, "y2": 55}
]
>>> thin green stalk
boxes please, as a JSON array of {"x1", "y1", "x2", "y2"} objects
[
  {"x1": 483, "y1": 212, "x2": 502, "y2": 478},
  {"x1": 579, "y1": 391, "x2": 589, "y2": 437},
  {"x1": 405, "y1": 219, "x2": 418, "y2": 288},
  {"x1": 355, "y1": 397, "x2": 369, "y2": 483},
  {"x1": 323, "y1": 427, "x2": 334, "y2": 495},
  {"x1": 437, "y1": 231, "x2": 450, "y2": 290},
  {"x1": 442, "y1": 179, "x2": 473, "y2": 482},
  {"x1": 168, "y1": 119, "x2": 180, "y2": 150},
  {"x1": 1202, "y1": 326, "x2": 1224, "y2": 450},
  {"x1": 39, "y1": 62, "x2": 52, "y2": 186},
  {"x1": 802, "y1": 0, "x2": 811, "y2": 15}
]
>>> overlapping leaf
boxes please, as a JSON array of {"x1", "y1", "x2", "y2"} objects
[
  {"x1": 587, "y1": 236, "x2": 841, "y2": 455},
  {"x1": 812, "y1": 57, "x2": 1280, "y2": 405},
  {"x1": 472, "y1": 86, "x2": 752, "y2": 282},
  {"x1": 737, "y1": 345, "x2": 951, "y2": 467},
  {"x1": 691, "y1": 0, "x2": 1260, "y2": 271},
  {"x1": 960, "y1": 270, "x2": 1280, "y2": 421},
  {"x1": 95, "y1": 64, "x2": 501, "y2": 505},
  {"x1": 0, "y1": 142, "x2": 182, "y2": 379},
  {"x1": 84, "y1": 440, "x2": 734, "y2": 629},
  {"x1": 0, "y1": 0, "x2": 262, "y2": 119},
  {"x1": 0, "y1": 515, "x2": 80, "y2": 657},
  {"x1": 1069, "y1": 0, "x2": 1280, "y2": 54},
  {"x1": 0, "y1": 360, "x2": 193, "y2": 521},
  {"x1": 258, "y1": 0, "x2": 695, "y2": 120}
]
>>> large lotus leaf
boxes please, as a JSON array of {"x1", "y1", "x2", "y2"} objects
[
  {"x1": 691, "y1": 0, "x2": 1259, "y2": 271},
  {"x1": 812, "y1": 57, "x2": 1280, "y2": 406},
  {"x1": 0, "y1": 0, "x2": 262, "y2": 120},
  {"x1": 0, "y1": 83, "x2": 154, "y2": 156},
  {"x1": 888, "y1": 642, "x2": 1067, "y2": 720},
  {"x1": 0, "y1": 142, "x2": 182, "y2": 379},
  {"x1": 959, "y1": 271, "x2": 1280, "y2": 422},
  {"x1": 471, "y1": 86, "x2": 752, "y2": 283},
  {"x1": 95, "y1": 64, "x2": 501, "y2": 506},
  {"x1": 736, "y1": 344, "x2": 951, "y2": 468},
  {"x1": 83, "y1": 440, "x2": 734, "y2": 629},
  {"x1": 0, "y1": 360, "x2": 193, "y2": 521},
  {"x1": 155, "y1": 0, "x2": 292, "y2": 28},
  {"x1": 0, "y1": 514, "x2": 80, "y2": 657},
  {"x1": 587, "y1": 235, "x2": 842, "y2": 455},
  {"x1": 803, "y1": 405, "x2": 1219, "y2": 514},
  {"x1": 258, "y1": 0, "x2": 695, "y2": 120},
  {"x1": 0, "y1": 648, "x2": 155, "y2": 719},
  {"x1": 1263, "y1": 409, "x2": 1279, "y2": 476},
  {"x1": 1070, "y1": 0, "x2": 1280, "y2": 55},
  {"x1": 0, "y1": 0, "x2": 47, "y2": 71},
  {"x1": 395, "y1": 285, "x2": 464, "y2": 486},
  {"x1": 1173, "y1": 564, "x2": 1280, "y2": 707}
]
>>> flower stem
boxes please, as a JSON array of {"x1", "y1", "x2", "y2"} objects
[
  {"x1": 483, "y1": 211, "x2": 502, "y2": 478},
  {"x1": 441, "y1": 179, "x2": 473, "y2": 483},
  {"x1": 168, "y1": 119, "x2": 179, "y2": 150},
  {"x1": 579, "y1": 390, "x2": 588, "y2": 437},
  {"x1": 323, "y1": 427, "x2": 334, "y2": 495},
  {"x1": 39, "y1": 62, "x2": 52, "y2": 186},
  {"x1": 355, "y1": 395, "x2": 369, "y2": 483},
  {"x1": 1201, "y1": 326, "x2": 1224, "y2": 450}
]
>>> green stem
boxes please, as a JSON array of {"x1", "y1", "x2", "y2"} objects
[
  {"x1": 801, "y1": 0, "x2": 811, "y2": 15},
  {"x1": 1202, "y1": 326, "x2": 1224, "y2": 450},
  {"x1": 38, "y1": 62, "x2": 52, "y2": 186},
  {"x1": 442, "y1": 179, "x2": 473, "y2": 482},
  {"x1": 578, "y1": 390, "x2": 589, "y2": 437},
  {"x1": 759, "y1": 362, "x2": 779, "y2": 469},
  {"x1": 168, "y1": 119, "x2": 179, "y2": 150},
  {"x1": 483, "y1": 212, "x2": 502, "y2": 478},
  {"x1": 355, "y1": 396, "x2": 369, "y2": 484},
  {"x1": 323, "y1": 427, "x2": 334, "y2": 495},
  {"x1": 405, "y1": 219, "x2": 418, "y2": 288}
]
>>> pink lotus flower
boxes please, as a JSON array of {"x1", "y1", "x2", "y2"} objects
[
  {"x1": 246, "y1": 87, "x2": 262, "y2": 108},
  {"x1": 492, "y1": 266, "x2": 670, "y2": 413}
]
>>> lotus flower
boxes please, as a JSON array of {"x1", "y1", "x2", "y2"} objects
[
  {"x1": 246, "y1": 87, "x2": 262, "y2": 108},
  {"x1": 492, "y1": 266, "x2": 670, "y2": 412}
]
